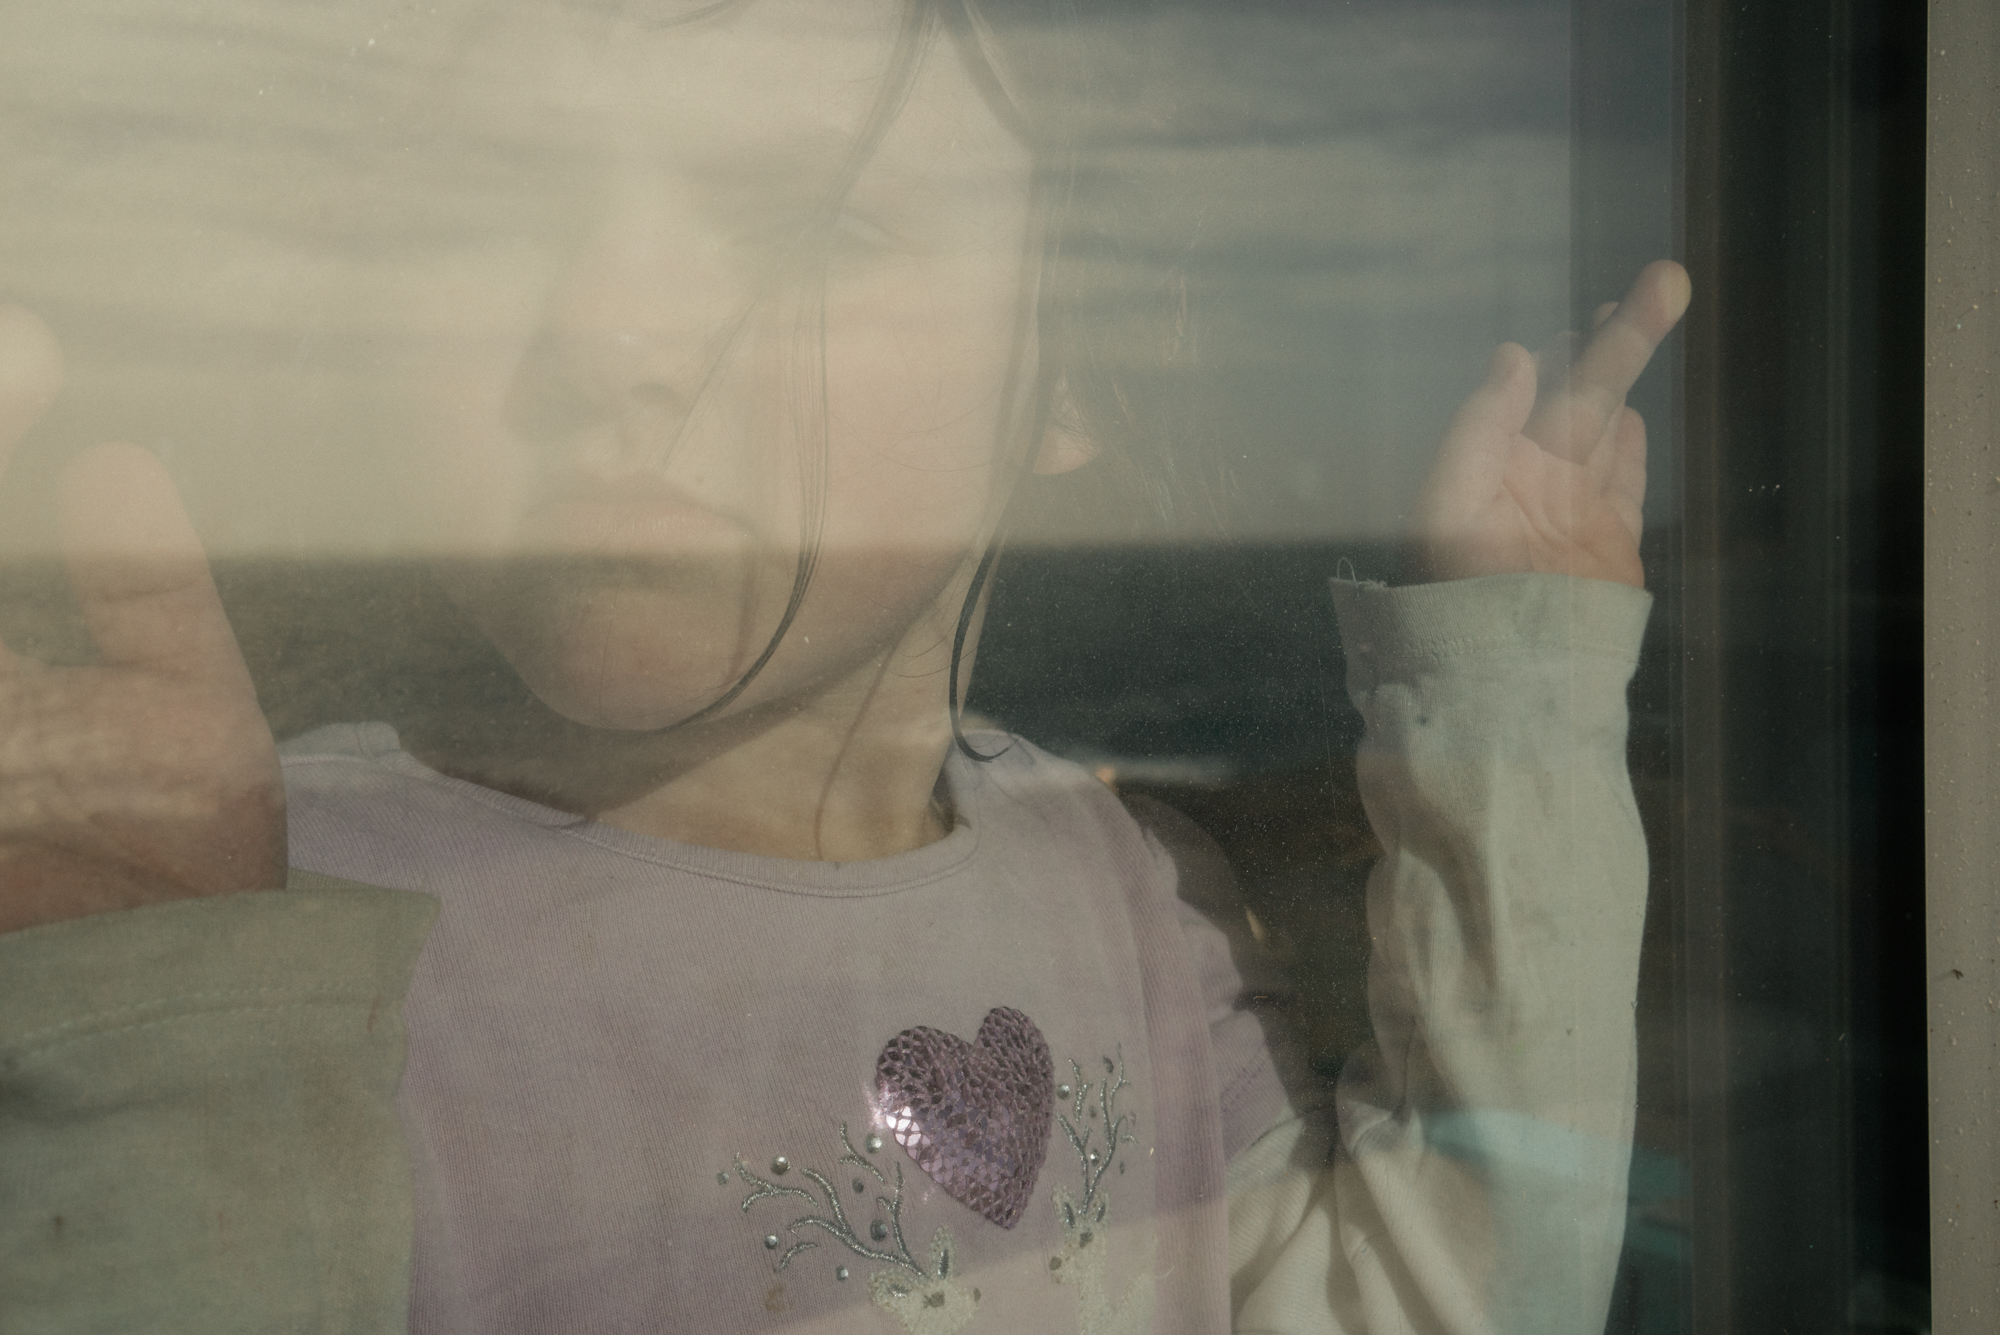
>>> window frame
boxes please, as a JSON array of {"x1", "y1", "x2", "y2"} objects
[{"x1": 1923, "y1": 2, "x2": 1996, "y2": 1331}]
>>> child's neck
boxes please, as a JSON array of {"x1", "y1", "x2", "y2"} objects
[
  {"x1": 594, "y1": 704, "x2": 958, "y2": 862},
  {"x1": 407, "y1": 644, "x2": 963, "y2": 864}
]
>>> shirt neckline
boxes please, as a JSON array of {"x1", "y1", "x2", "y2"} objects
[{"x1": 282, "y1": 721, "x2": 987, "y2": 899}]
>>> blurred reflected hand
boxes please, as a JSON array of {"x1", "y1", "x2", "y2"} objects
[
  {"x1": 0, "y1": 307, "x2": 284, "y2": 935},
  {"x1": 1411, "y1": 259, "x2": 1691, "y2": 589}
]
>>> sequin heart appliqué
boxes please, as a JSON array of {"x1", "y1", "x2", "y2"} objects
[{"x1": 874, "y1": 1007, "x2": 1055, "y2": 1229}]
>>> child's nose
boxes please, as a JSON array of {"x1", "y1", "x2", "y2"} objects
[
  {"x1": 504, "y1": 327, "x2": 693, "y2": 459},
  {"x1": 507, "y1": 188, "x2": 733, "y2": 460}
]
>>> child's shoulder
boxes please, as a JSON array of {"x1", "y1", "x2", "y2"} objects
[
  {"x1": 956, "y1": 729, "x2": 1098, "y2": 789},
  {"x1": 953, "y1": 729, "x2": 1129, "y2": 824},
  {"x1": 956, "y1": 732, "x2": 1227, "y2": 891}
]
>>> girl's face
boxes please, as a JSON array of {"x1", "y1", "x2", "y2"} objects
[{"x1": 397, "y1": 0, "x2": 1045, "y2": 730}]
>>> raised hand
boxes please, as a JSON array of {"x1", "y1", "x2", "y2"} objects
[
  {"x1": 0, "y1": 307, "x2": 285, "y2": 935},
  {"x1": 1411, "y1": 260, "x2": 1691, "y2": 589}
]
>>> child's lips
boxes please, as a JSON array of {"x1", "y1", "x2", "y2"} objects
[{"x1": 515, "y1": 484, "x2": 753, "y2": 560}]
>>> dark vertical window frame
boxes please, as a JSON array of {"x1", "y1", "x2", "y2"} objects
[{"x1": 1587, "y1": 0, "x2": 1930, "y2": 1330}]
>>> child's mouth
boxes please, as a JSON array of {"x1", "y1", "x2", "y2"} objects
[{"x1": 514, "y1": 482, "x2": 755, "y2": 563}]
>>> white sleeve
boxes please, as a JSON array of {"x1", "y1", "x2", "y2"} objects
[{"x1": 1218, "y1": 572, "x2": 1654, "y2": 1335}]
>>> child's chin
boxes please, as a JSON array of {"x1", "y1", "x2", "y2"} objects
[
  {"x1": 529, "y1": 686, "x2": 717, "y2": 733},
  {"x1": 504, "y1": 621, "x2": 758, "y2": 733},
  {"x1": 441, "y1": 568, "x2": 786, "y2": 732}
]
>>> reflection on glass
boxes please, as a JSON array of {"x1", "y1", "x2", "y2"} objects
[{"x1": 2, "y1": 5, "x2": 1863, "y2": 1335}]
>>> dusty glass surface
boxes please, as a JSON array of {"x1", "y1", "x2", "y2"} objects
[{"x1": 0, "y1": 3, "x2": 1929, "y2": 1333}]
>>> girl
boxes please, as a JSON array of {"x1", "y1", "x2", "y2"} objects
[{"x1": 0, "y1": 2, "x2": 1687, "y2": 1332}]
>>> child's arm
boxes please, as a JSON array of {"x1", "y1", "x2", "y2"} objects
[
  {"x1": 1216, "y1": 265, "x2": 1685, "y2": 1332},
  {"x1": 1209, "y1": 574, "x2": 1652, "y2": 1335},
  {"x1": 0, "y1": 307, "x2": 288, "y2": 934},
  {"x1": 0, "y1": 876, "x2": 436, "y2": 1334},
  {"x1": 0, "y1": 307, "x2": 422, "y2": 1329}
]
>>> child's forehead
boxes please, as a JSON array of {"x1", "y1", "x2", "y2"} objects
[
  {"x1": 452, "y1": 0, "x2": 1028, "y2": 198},
  {"x1": 459, "y1": 2, "x2": 902, "y2": 152}
]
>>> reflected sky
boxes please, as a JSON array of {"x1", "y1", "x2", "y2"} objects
[{"x1": 0, "y1": 1, "x2": 1582, "y2": 552}]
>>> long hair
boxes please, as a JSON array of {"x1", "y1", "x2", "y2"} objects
[
  {"x1": 235, "y1": 1, "x2": 1222, "y2": 762},
  {"x1": 679, "y1": 0, "x2": 1220, "y2": 756},
  {"x1": 942, "y1": 0, "x2": 1222, "y2": 756}
]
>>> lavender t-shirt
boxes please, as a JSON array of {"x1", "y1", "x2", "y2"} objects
[{"x1": 283, "y1": 724, "x2": 1284, "y2": 1335}]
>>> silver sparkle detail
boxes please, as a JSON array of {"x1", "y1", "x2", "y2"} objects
[
  {"x1": 732, "y1": 1124, "x2": 934, "y2": 1278},
  {"x1": 1056, "y1": 1049, "x2": 1137, "y2": 1216}
]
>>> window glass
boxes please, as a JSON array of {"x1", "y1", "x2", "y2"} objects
[{"x1": 0, "y1": 3, "x2": 1929, "y2": 1333}]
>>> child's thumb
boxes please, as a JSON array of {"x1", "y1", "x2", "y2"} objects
[
  {"x1": 1443, "y1": 342, "x2": 1537, "y2": 458},
  {"x1": 57, "y1": 443, "x2": 252, "y2": 686}
]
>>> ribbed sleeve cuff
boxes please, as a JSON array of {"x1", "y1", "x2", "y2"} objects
[{"x1": 1330, "y1": 573, "x2": 1652, "y2": 690}]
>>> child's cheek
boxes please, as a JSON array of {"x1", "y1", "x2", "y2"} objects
[
  {"x1": 391, "y1": 241, "x2": 559, "y2": 557},
  {"x1": 819, "y1": 248, "x2": 1030, "y2": 549}
]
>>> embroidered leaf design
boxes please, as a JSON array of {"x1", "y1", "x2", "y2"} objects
[{"x1": 734, "y1": 1125, "x2": 931, "y2": 1278}]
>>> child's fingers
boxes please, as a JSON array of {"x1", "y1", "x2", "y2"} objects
[
  {"x1": 57, "y1": 444, "x2": 254, "y2": 690},
  {"x1": 1575, "y1": 261, "x2": 1689, "y2": 400},
  {"x1": 1410, "y1": 344, "x2": 1536, "y2": 570},
  {"x1": 1445, "y1": 342, "x2": 1538, "y2": 456},
  {"x1": 1524, "y1": 260, "x2": 1690, "y2": 463},
  {"x1": 0, "y1": 306, "x2": 64, "y2": 481},
  {"x1": 1593, "y1": 301, "x2": 1619, "y2": 330},
  {"x1": 1606, "y1": 406, "x2": 1648, "y2": 520},
  {"x1": 1532, "y1": 330, "x2": 1580, "y2": 392},
  {"x1": 1426, "y1": 342, "x2": 1535, "y2": 505}
]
